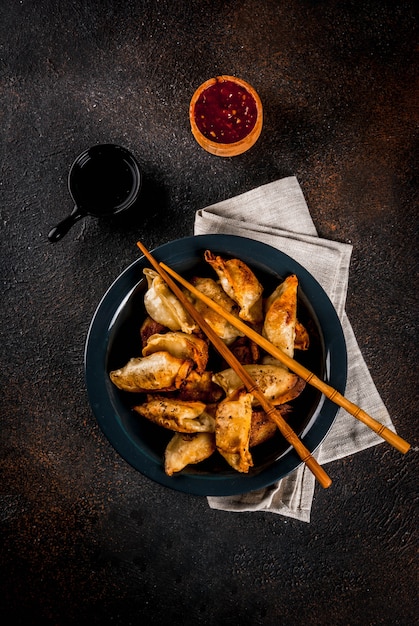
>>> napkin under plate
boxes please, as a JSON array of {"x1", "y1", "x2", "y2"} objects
[{"x1": 194, "y1": 176, "x2": 395, "y2": 522}]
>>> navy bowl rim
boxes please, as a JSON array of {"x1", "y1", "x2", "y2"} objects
[{"x1": 84, "y1": 234, "x2": 347, "y2": 496}]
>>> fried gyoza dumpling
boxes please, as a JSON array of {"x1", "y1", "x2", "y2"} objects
[
  {"x1": 189, "y1": 277, "x2": 244, "y2": 345},
  {"x1": 109, "y1": 352, "x2": 193, "y2": 392},
  {"x1": 249, "y1": 410, "x2": 277, "y2": 447},
  {"x1": 164, "y1": 432, "x2": 216, "y2": 476},
  {"x1": 223, "y1": 336, "x2": 260, "y2": 367},
  {"x1": 134, "y1": 396, "x2": 215, "y2": 433},
  {"x1": 142, "y1": 331, "x2": 209, "y2": 374},
  {"x1": 177, "y1": 370, "x2": 223, "y2": 403},
  {"x1": 204, "y1": 250, "x2": 263, "y2": 323},
  {"x1": 213, "y1": 364, "x2": 305, "y2": 406},
  {"x1": 143, "y1": 268, "x2": 198, "y2": 334},
  {"x1": 263, "y1": 275, "x2": 298, "y2": 358},
  {"x1": 294, "y1": 319, "x2": 310, "y2": 351},
  {"x1": 140, "y1": 316, "x2": 168, "y2": 347},
  {"x1": 215, "y1": 392, "x2": 254, "y2": 473},
  {"x1": 249, "y1": 405, "x2": 291, "y2": 447}
]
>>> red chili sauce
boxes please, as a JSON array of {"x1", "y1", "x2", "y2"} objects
[{"x1": 194, "y1": 79, "x2": 258, "y2": 144}]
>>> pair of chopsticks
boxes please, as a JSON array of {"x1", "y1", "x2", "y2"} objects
[{"x1": 137, "y1": 241, "x2": 410, "y2": 488}]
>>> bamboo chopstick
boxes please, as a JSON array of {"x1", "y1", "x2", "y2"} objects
[
  {"x1": 137, "y1": 241, "x2": 332, "y2": 489},
  {"x1": 159, "y1": 260, "x2": 410, "y2": 455}
]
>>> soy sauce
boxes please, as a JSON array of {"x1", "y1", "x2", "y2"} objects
[
  {"x1": 48, "y1": 144, "x2": 142, "y2": 243},
  {"x1": 69, "y1": 145, "x2": 138, "y2": 215}
]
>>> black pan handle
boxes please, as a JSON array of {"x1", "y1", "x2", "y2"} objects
[{"x1": 48, "y1": 206, "x2": 84, "y2": 243}]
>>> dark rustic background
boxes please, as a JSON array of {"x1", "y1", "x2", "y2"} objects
[{"x1": 1, "y1": 1, "x2": 418, "y2": 624}]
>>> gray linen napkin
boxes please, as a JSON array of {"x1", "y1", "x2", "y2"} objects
[{"x1": 194, "y1": 177, "x2": 395, "y2": 522}]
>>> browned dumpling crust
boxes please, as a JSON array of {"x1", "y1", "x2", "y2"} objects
[
  {"x1": 143, "y1": 268, "x2": 198, "y2": 333},
  {"x1": 213, "y1": 363, "x2": 304, "y2": 406},
  {"x1": 189, "y1": 277, "x2": 244, "y2": 345},
  {"x1": 204, "y1": 250, "x2": 263, "y2": 324},
  {"x1": 177, "y1": 370, "x2": 223, "y2": 403},
  {"x1": 142, "y1": 331, "x2": 209, "y2": 374},
  {"x1": 165, "y1": 432, "x2": 216, "y2": 476},
  {"x1": 215, "y1": 392, "x2": 254, "y2": 473},
  {"x1": 109, "y1": 352, "x2": 193, "y2": 392},
  {"x1": 133, "y1": 395, "x2": 215, "y2": 433},
  {"x1": 294, "y1": 319, "x2": 310, "y2": 351},
  {"x1": 263, "y1": 275, "x2": 298, "y2": 358},
  {"x1": 249, "y1": 410, "x2": 278, "y2": 447},
  {"x1": 140, "y1": 316, "x2": 168, "y2": 347},
  {"x1": 249, "y1": 405, "x2": 291, "y2": 447}
]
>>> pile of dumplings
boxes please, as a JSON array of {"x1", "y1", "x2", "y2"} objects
[{"x1": 109, "y1": 250, "x2": 309, "y2": 476}]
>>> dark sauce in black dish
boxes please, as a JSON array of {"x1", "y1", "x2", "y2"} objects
[{"x1": 70, "y1": 145, "x2": 139, "y2": 215}]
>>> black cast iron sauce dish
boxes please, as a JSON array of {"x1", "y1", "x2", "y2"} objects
[{"x1": 48, "y1": 144, "x2": 142, "y2": 242}]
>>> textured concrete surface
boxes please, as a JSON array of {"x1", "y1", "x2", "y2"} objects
[{"x1": 1, "y1": 1, "x2": 418, "y2": 625}]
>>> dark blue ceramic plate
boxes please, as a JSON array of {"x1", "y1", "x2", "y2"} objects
[{"x1": 85, "y1": 235, "x2": 347, "y2": 496}]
